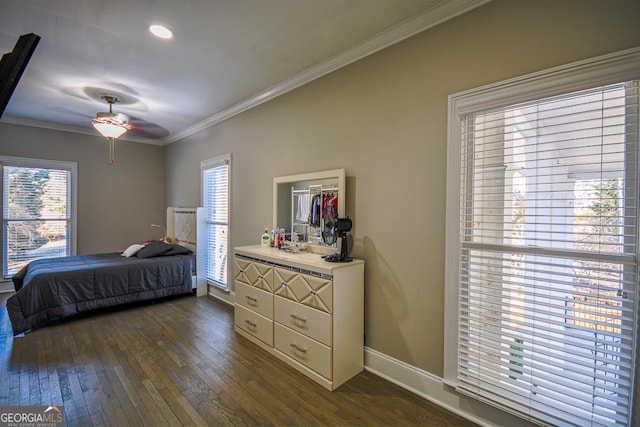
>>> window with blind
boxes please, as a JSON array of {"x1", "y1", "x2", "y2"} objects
[
  {"x1": 1, "y1": 157, "x2": 76, "y2": 279},
  {"x1": 445, "y1": 49, "x2": 639, "y2": 427},
  {"x1": 201, "y1": 155, "x2": 230, "y2": 289}
]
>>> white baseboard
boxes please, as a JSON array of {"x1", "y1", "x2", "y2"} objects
[
  {"x1": 364, "y1": 347, "x2": 532, "y2": 427},
  {"x1": 216, "y1": 290, "x2": 526, "y2": 425},
  {"x1": 0, "y1": 280, "x2": 14, "y2": 293},
  {"x1": 207, "y1": 285, "x2": 235, "y2": 306}
]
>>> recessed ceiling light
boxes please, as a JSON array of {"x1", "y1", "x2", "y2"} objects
[{"x1": 149, "y1": 24, "x2": 173, "y2": 40}]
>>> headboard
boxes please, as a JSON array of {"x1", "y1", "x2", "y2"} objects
[
  {"x1": 166, "y1": 207, "x2": 207, "y2": 297},
  {"x1": 167, "y1": 207, "x2": 198, "y2": 252}
]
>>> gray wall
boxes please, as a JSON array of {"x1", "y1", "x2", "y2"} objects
[
  {"x1": 165, "y1": 0, "x2": 640, "y2": 378},
  {"x1": 0, "y1": 123, "x2": 166, "y2": 254}
]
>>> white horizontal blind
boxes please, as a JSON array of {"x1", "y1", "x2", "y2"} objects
[
  {"x1": 2, "y1": 165, "x2": 71, "y2": 277},
  {"x1": 202, "y1": 159, "x2": 229, "y2": 288},
  {"x1": 457, "y1": 81, "x2": 638, "y2": 426}
]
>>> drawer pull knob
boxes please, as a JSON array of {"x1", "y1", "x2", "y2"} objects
[
  {"x1": 246, "y1": 295, "x2": 257, "y2": 302},
  {"x1": 290, "y1": 343, "x2": 307, "y2": 354},
  {"x1": 309, "y1": 290, "x2": 316, "y2": 296},
  {"x1": 281, "y1": 282, "x2": 287, "y2": 288},
  {"x1": 245, "y1": 319, "x2": 257, "y2": 328},
  {"x1": 290, "y1": 314, "x2": 307, "y2": 323}
]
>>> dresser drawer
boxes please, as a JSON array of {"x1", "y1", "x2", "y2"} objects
[
  {"x1": 234, "y1": 258, "x2": 274, "y2": 292},
  {"x1": 236, "y1": 282, "x2": 273, "y2": 319},
  {"x1": 274, "y1": 296, "x2": 331, "y2": 346},
  {"x1": 274, "y1": 268, "x2": 333, "y2": 314},
  {"x1": 274, "y1": 323, "x2": 331, "y2": 380},
  {"x1": 235, "y1": 304, "x2": 273, "y2": 346}
]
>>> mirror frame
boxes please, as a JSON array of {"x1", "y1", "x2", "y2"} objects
[{"x1": 273, "y1": 168, "x2": 345, "y2": 249}]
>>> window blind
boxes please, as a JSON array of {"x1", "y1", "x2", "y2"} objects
[
  {"x1": 457, "y1": 81, "x2": 638, "y2": 426},
  {"x1": 2, "y1": 165, "x2": 71, "y2": 277},
  {"x1": 202, "y1": 159, "x2": 229, "y2": 288}
]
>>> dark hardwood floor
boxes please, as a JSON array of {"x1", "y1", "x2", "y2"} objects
[{"x1": 0, "y1": 292, "x2": 475, "y2": 426}]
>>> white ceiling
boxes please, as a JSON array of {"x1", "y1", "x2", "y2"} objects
[{"x1": 0, "y1": 0, "x2": 488, "y2": 145}]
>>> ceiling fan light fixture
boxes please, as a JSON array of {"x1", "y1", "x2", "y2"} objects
[
  {"x1": 92, "y1": 96, "x2": 131, "y2": 139},
  {"x1": 92, "y1": 110, "x2": 131, "y2": 138},
  {"x1": 92, "y1": 95, "x2": 131, "y2": 165},
  {"x1": 92, "y1": 120, "x2": 129, "y2": 139}
]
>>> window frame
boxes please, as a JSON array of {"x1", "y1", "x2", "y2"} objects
[
  {"x1": 444, "y1": 47, "x2": 640, "y2": 424},
  {"x1": 0, "y1": 155, "x2": 77, "y2": 279},
  {"x1": 201, "y1": 153, "x2": 231, "y2": 290}
]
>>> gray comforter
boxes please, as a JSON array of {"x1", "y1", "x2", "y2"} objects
[{"x1": 6, "y1": 252, "x2": 194, "y2": 335}]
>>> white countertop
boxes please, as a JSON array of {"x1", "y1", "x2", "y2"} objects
[{"x1": 234, "y1": 245, "x2": 363, "y2": 275}]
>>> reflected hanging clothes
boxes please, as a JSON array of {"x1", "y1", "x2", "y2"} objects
[
  {"x1": 311, "y1": 194, "x2": 322, "y2": 226},
  {"x1": 296, "y1": 193, "x2": 310, "y2": 222},
  {"x1": 323, "y1": 194, "x2": 338, "y2": 227}
]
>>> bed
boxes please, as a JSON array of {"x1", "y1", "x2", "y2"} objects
[{"x1": 6, "y1": 207, "x2": 206, "y2": 335}]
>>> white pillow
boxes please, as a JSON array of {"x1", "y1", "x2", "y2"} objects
[{"x1": 122, "y1": 243, "x2": 145, "y2": 257}]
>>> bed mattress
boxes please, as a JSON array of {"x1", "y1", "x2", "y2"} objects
[{"x1": 6, "y1": 252, "x2": 194, "y2": 335}]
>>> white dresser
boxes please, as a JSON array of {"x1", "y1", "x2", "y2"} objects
[{"x1": 233, "y1": 245, "x2": 364, "y2": 391}]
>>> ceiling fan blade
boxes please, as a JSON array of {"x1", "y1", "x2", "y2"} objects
[
  {"x1": 128, "y1": 118, "x2": 169, "y2": 139},
  {"x1": 49, "y1": 106, "x2": 94, "y2": 119},
  {"x1": 84, "y1": 86, "x2": 146, "y2": 111}
]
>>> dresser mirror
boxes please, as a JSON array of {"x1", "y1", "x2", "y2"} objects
[{"x1": 273, "y1": 168, "x2": 345, "y2": 251}]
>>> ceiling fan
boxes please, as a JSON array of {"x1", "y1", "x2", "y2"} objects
[
  {"x1": 92, "y1": 95, "x2": 131, "y2": 165},
  {"x1": 56, "y1": 86, "x2": 171, "y2": 162}
]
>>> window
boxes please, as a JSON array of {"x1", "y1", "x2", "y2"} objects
[
  {"x1": 1, "y1": 156, "x2": 77, "y2": 279},
  {"x1": 445, "y1": 49, "x2": 640, "y2": 427},
  {"x1": 201, "y1": 154, "x2": 230, "y2": 289}
]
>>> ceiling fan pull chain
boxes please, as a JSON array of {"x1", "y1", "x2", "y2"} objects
[
  {"x1": 92, "y1": 95, "x2": 129, "y2": 164},
  {"x1": 109, "y1": 138, "x2": 115, "y2": 165}
]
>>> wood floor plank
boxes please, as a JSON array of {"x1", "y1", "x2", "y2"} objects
[
  {"x1": 17, "y1": 339, "x2": 32, "y2": 406},
  {"x1": 81, "y1": 318, "x2": 140, "y2": 426},
  {"x1": 175, "y1": 395, "x2": 209, "y2": 427},
  {"x1": 68, "y1": 320, "x2": 110, "y2": 426},
  {"x1": 62, "y1": 331, "x2": 94, "y2": 425},
  {"x1": 40, "y1": 327, "x2": 64, "y2": 407},
  {"x1": 35, "y1": 337, "x2": 53, "y2": 405},
  {"x1": 141, "y1": 378, "x2": 182, "y2": 425},
  {"x1": 0, "y1": 293, "x2": 476, "y2": 426},
  {"x1": 114, "y1": 364, "x2": 168, "y2": 427}
]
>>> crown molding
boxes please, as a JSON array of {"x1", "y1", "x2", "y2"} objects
[
  {"x1": 1, "y1": 0, "x2": 491, "y2": 146},
  {"x1": 164, "y1": 0, "x2": 492, "y2": 145},
  {"x1": 0, "y1": 115, "x2": 164, "y2": 145}
]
